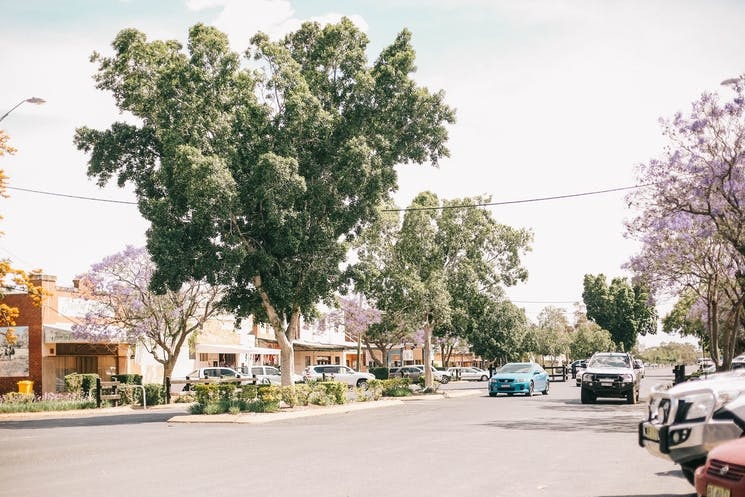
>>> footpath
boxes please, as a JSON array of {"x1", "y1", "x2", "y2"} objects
[{"x1": 0, "y1": 387, "x2": 483, "y2": 424}]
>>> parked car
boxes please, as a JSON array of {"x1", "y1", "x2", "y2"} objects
[
  {"x1": 698, "y1": 358, "x2": 717, "y2": 374},
  {"x1": 732, "y1": 355, "x2": 745, "y2": 370},
  {"x1": 580, "y1": 352, "x2": 641, "y2": 404},
  {"x1": 185, "y1": 367, "x2": 249, "y2": 380},
  {"x1": 569, "y1": 359, "x2": 588, "y2": 379},
  {"x1": 488, "y1": 362, "x2": 549, "y2": 397},
  {"x1": 575, "y1": 363, "x2": 587, "y2": 387},
  {"x1": 302, "y1": 365, "x2": 374, "y2": 388},
  {"x1": 634, "y1": 359, "x2": 646, "y2": 379},
  {"x1": 638, "y1": 369, "x2": 745, "y2": 484},
  {"x1": 390, "y1": 365, "x2": 451, "y2": 383},
  {"x1": 249, "y1": 365, "x2": 303, "y2": 385},
  {"x1": 181, "y1": 367, "x2": 252, "y2": 390},
  {"x1": 694, "y1": 437, "x2": 745, "y2": 497},
  {"x1": 446, "y1": 366, "x2": 490, "y2": 381}
]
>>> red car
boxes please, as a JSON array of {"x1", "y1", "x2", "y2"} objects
[{"x1": 694, "y1": 437, "x2": 745, "y2": 497}]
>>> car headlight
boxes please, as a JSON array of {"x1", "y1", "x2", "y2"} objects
[
  {"x1": 675, "y1": 393, "x2": 715, "y2": 423},
  {"x1": 621, "y1": 374, "x2": 634, "y2": 382},
  {"x1": 581, "y1": 372, "x2": 593, "y2": 382}
]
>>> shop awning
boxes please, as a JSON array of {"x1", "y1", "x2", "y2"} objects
[{"x1": 195, "y1": 343, "x2": 280, "y2": 355}]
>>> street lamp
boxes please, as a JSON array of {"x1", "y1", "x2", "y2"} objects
[{"x1": 0, "y1": 97, "x2": 46, "y2": 123}]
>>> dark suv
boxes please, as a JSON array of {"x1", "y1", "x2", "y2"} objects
[{"x1": 580, "y1": 352, "x2": 642, "y2": 404}]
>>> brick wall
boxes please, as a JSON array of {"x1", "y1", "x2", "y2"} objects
[{"x1": 0, "y1": 274, "x2": 55, "y2": 395}]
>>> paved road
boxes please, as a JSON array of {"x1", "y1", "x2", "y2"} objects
[{"x1": 0, "y1": 368, "x2": 695, "y2": 497}]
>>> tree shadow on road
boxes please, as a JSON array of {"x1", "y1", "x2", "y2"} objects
[
  {"x1": 483, "y1": 399, "x2": 645, "y2": 433},
  {"x1": 0, "y1": 409, "x2": 184, "y2": 430}
]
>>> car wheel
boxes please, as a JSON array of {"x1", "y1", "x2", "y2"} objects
[
  {"x1": 542, "y1": 381, "x2": 549, "y2": 395},
  {"x1": 260, "y1": 377, "x2": 271, "y2": 385},
  {"x1": 580, "y1": 387, "x2": 594, "y2": 404},
  {"x1": 680, "y1": 459, "x2": 705, "y2": 485},
  {"x1": 489, "y1": 392, "x2": 497, "y2": 397},
  {"x1": 526, "y1": 381, "x2": 534, "y2": 396},
  {"x1": 626, "y1": 388, "x2": 637, "y2": 404},
  {"x1": 480, "y1": 375, "x2": 488, "y2": 381},
  {"x1": 440, "y1": 376, "x2": 450, "y2": 384},
  {"x1": 356, "y1": 379, "x2": 369, "y2": 390}
]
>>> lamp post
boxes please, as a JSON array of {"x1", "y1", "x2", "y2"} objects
[{"x1": 0, "y1": 97, "x2": 46, "y2": 123}]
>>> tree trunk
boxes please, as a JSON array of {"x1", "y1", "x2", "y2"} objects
[
  {"x1": 423, "y1": 322, "x2": 433, "y2": 389},
  {"x1": 255, "y1": 275, "x2": 296, "y2": 388},
  {"x1": 162, "y1": 354, "x2": 178, "y2": 390}
]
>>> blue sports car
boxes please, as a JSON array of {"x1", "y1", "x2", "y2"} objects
[{"x1": 488, "y1": 362, "x2": 550, "y2": 397}]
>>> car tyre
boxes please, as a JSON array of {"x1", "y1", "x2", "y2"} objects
[
  {"x1": 356, "y1": 379, "x2": 369, "y2": 390},
  {"x1": 489, "y1": 392, "x2": 497, "y2": 397},
  {"x1": 480, "y1": 375, "x2": 488, "y2": 381},
  {"x1": 542, "y1": 381, "x2": 549, "y2": 395},
  {"x1": 440, "y1": 375, "x2": 450, "y2": 384},
  {"x1": 680, "y1": 459, "x2": 704, "y2": 485},
  {"x1": 526, "y1": 381, "x2": 534, "y2": 396},
  {"x1": 626, "y1": 387, "x2": 638, "y2": 404},
  {"x1": 580, "y1": 387, "x2": 595, "y2": 404}
]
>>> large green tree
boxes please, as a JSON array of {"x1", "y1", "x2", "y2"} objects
[
  {"x1": 467, "y1": 297, "x2": 529, "y2": 365},
  {"x1": 568, "y1": 314, "x2": 615, "y2": 360},
  {"x1": 354, "y1": 193, "x2": 531, "y2": 387},
  {"x1": 75, "y1": 20, "x2": 455, "y2": 385},
  {"x1": 582, "y1": 274, "x2": 658, "y2": 352}
]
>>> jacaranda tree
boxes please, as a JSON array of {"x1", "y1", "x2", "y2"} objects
[
  {"x1": 73, "y1": 246, "x2": 223, "y2": 386},
  {"x1": 627, "y1": 76, "x2": 745, "y2": 367}
]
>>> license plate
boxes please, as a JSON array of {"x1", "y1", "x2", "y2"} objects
[
  {"x1": 643, "y1": 424, "x2": 659, "y2": 442},
  {"x1": 499, "y1": 384, "x2": 511, "y2": 389},
  {"x1": 600, "y1": 380, "x2": 613, "y2": 386},
  {"x1": 707, "y1": 484, "x2": 731, "y2": 497}
]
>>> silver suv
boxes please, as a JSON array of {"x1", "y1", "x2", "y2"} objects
[
  {"x1": 303, "y1": 365, "x2": 374, "y2": 388},
  {"x1": 638, "y1": 369, "x2": 745, "y2": 484},
  {"x1": 580, "y1": 352, "x2": 641, "y2": 404}
]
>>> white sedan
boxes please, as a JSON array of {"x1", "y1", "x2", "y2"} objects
[{"x1": 446, "y1": 367, "x2": 490, "y2": 381}]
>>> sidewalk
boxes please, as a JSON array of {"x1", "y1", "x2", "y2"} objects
[
  {"x1": 0, "y1": 387, "x2": 483, "y2": 424},
  {"x1": 168, "y1": 387, "x2": 483, "y2": 424}
]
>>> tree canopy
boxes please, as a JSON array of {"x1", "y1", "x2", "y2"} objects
[
  {"x1": 75, "y1": 20, "x2": 455, "y2": 385},
  {"x1": 582, "y1": 274, "x2": 657, "y2": 352},
  {"x1": 626, "y1": 76, "x2": 745, "y2": 367},
  {"x1": 353, "y1": 193, "x2": 532, "y2": 385}
]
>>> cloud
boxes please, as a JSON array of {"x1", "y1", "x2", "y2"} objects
[{"x1": 186, "y1": 0, "x2": 367, "y2": 49}]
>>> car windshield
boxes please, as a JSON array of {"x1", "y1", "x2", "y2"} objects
[
  {"x1": 498, "y1": 363, "x2": 532, "y2": 374},
  {"x1": 590, "y1": 355, "x2": 629, "y2": 368}
]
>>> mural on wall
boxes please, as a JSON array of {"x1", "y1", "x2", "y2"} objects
[{"x1": 0, "y1": 326, "x2": 29, "y2": 377}]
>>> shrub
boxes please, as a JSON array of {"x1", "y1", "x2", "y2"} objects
[
  {"x1": 111, "y1": 374, "x2": 142, "y2": 385},
  {"x1": 64, "y1": 373, "x2": 99, "y2": 396},
  {"x1": 372, "y1": 378, "x2": 412, "y2": 397},
  {"x1": 370, "y1": 367, "x2": 389, "y2": 380},
  {"x1": 0, "y1": 392, "x2": 97, "y2": 413},
  {"x1": 290, "y1": 383, "x2": 312, "y2": 406},
  {"x1": 257, "y1": 385, "x2": 281, "y2": 412}
]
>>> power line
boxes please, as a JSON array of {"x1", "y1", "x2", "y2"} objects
[
  {"x1": 7, "y1": 186, "x2": 137, "y2": 205},
  {"x1": 6, "y1": 183, "x2": 651, "y2": 209},
  {"x1": 382, "y1": 184, "x2": 652, "y2": 212}
]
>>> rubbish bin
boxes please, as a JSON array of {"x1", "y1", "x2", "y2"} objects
[{"x1": 17, "y1": 380, "x2": 33, "y2": 394}]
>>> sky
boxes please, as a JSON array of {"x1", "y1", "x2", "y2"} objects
[{"x1": 3, "y1": 0, "x2": 744, "y2": 348}]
